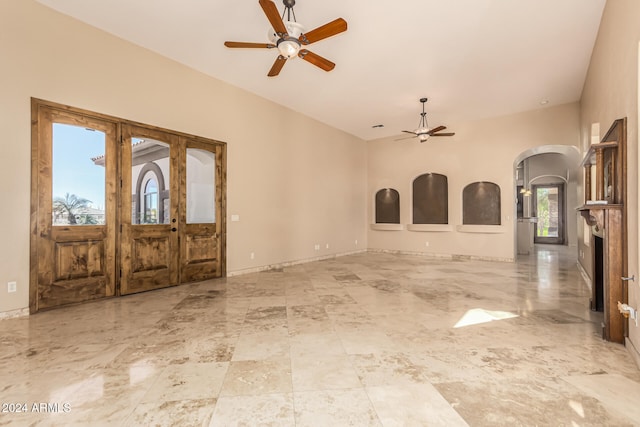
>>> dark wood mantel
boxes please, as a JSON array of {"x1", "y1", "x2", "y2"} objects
[
  {"x1": 578, "y1": 118, "x2": 627, "y2": 344},
  {"x1": 577, "y1": 204, "x2": 624, "y2": 343}
]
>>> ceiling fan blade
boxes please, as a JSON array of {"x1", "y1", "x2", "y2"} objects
[
  {"x1": 401, "y1": 130, "x2": 418, "y2": 135},
  {"x1": 431, "y1": 132, "x2": 455, "y2": 136},
  {"x1": 427, "y1": 126, "x2": 446, "y2": 135},
  {"x1": 259, "y1": 0, "x2": 288, "y2": 36},
  {"x1": 224, "y1": 41, "x2": 275, "y2": 49},
  {"x1": 268, "y1": 55, "x2": 287, "y2": 77},
  {"x1": 300, "y1": 18, "x2": 348, "y2": 45},
  {"x1": 298, "y1": 49, "x2": 335, "y2": 71}
]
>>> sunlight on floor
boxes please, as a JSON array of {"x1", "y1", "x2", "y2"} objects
[
  {"x1": 569, "y1": 399, "x2": 585, "y2": 418},
  {"x1": 453, "y1": 308, "x2": 519, "y2": 328}
]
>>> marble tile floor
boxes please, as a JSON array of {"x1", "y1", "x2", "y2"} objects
[{"x1": 1, "y1": 245, "x2": 639, "y2": 426}]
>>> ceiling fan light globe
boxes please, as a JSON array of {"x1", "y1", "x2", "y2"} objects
[
  {"x1": 418, "y1": 134, "x2": 429, "y2": 142},
  {"x1": 277, "y1": 39, "x2": 300, "y2": 58}
]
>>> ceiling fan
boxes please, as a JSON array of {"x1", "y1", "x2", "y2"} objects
[
  {"x1": 398, "y1": 98, "x2": 455, "y2": 143},
  {"x1": 224, "y1": 0, "x2": 347, "y2": 77}
]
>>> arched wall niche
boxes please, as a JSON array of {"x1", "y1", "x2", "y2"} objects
[
  {"x1": 463, "y1": 181, "x2": 501, "y2": 225},
  {"x1": 375, "y1": 188, "x2": 400, "y2": 224},
  {"x1": 412, "y1": 173, "x2": 448, "y2": 224}
]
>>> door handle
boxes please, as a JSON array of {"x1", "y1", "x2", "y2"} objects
[{"x1": 171, "y1": 227, "x2": 177, "y2": 232}]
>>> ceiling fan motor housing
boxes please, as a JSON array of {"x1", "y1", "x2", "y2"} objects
[{"x1": 268, "y1": 21, "x2": 304, "y2": 58}]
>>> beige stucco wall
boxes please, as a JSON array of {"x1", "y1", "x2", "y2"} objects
[
  {"x1": 0, "y1": 0, "x2": 367, "y2": 314},
  {"x1": 367, "y1": 103, "x2": 580, "y2": 260},
  {"x1": 579, "y1": 0, "x2": 640, "y2": 365}
]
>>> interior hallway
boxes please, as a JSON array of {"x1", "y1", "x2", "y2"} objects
[{"x1": 1, "y1": 246, "x2": 639, "y2": 426}]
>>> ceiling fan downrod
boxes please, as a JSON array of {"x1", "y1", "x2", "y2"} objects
[
  {"x1": 418, "y1": 98, "x2": 429, "y2": 129},
  {"x1": 282, "y1": 0, "x2": 297, "y2": 22}
]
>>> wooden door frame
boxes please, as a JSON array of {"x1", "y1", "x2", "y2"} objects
[
  {"x1": 532, "y1": 183, "x2": 566, "y2": 245},
  {"x1": 30, "y1": 98, "x2": 227, "y2": 312}
]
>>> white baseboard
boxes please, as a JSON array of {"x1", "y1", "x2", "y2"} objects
[
  {"x1": 367, "y1": 248, "x2": 514, "y2": 263},
  {"x1": 577, "y1": 261, "x2": 592, "y2": 290},
  {"x1": 0, "y1": 307, "x2": 29, "y2": 320},
  {"x1": 227, "y1": 249, "x2": 367, "y2": 277},
  {"x1": 625, "y1": 337, "x2": 640, "y2": 370}
]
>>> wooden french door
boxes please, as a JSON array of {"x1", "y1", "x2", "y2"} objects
[
  {"x1": 120, "y1": 126, "x2": 225, "y2": 294},
  {"x1": 31, "y1": 99, "x2": 226, "y2": 311},
  {"x1": 120, "y1": 125, "x2": 180, "y2": 294},
  {"x1": 31, "y1": 103, "x2": 117, "y2": 311},
  {"x1": 180, "y1": 137, "x2": 225, "y2": 282}
]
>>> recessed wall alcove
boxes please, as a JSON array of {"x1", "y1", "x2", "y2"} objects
[
  {"x1": 412, "y1": 173, "x2": 448, "y2": 224},
  {"x1": 371, "y1": 188, "x2": 403, "y2": 231},
  {"x1": 462, "y1": 181, "x2": 501, "y2": 225}
]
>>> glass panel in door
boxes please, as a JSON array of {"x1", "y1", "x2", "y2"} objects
[
  {"x1": 533, "y1": 184, "x2": 564, "y2": 245},
  {"x1": 186, "y1": 148, "x2": 216, "y2": 224},
  {"x1": 130, "y1": 138, "x2": 171, "y2": 225},
  {"x1": 52, "y1": 124, "x2": 106, "y2": 225}
]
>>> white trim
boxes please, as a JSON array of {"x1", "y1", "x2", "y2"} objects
[
  {"x1": 0, "y1": 307, "x2": 29, "y2": 320},
  {"x1": 626, "y1": 337, "x2": 640, "y2": 370},
  {"x1": 368, "y1": 248, "x2": 513, "y2": 263},
  {"x1": 227, "y1": 249, "x2": 367, "y2": 277},
  {"x1": 577, "y1": 261, "x2": 592, "y2": 291},
  {"x1": 456, "y1": 224, "x2": 505, "y2": 233},
  {"x1": 370, "y1": 223, "x2": 403, "y2": 231},
  {"x1": 406, "y1": 224, "x2": 453, "y2": 232}
]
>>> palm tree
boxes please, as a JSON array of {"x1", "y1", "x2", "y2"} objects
[{"x1": 53, "y1": 193, "x2": 92, "y2": 225}]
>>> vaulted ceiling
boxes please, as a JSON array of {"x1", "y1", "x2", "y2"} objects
[{"x1": 36, "y1": 0, "x2": 606, "y2": 140}]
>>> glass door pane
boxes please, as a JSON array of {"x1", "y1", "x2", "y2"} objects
[
  {"x1": 131, "y1": 138, "x2": 170, "y2": 224},
  {"x1": 52, "y1": 124, "x2": 105, "y2": 225},
  {"x1": 535, "y1": 187, "x2": 559, "y2": 238},
  {"x1": 186, "y1": 148, "x2": 216, "y2": 224}
]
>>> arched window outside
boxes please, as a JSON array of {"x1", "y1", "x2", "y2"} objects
[
  {"x1": 463, "y1": 182, "x2": 501, "y2": 225},
  {"x1": 412, "y1": 173, "x2": 448, "y2": 224},
  {"x1": 133, "y1": 162, "x2": 168, "y2": 224},
  {"x1": 375, "y1": 188, "x2": 400, "y2": 224},
  {"x1": 143, "y1": 177, "x2": 159, "y2": 223}
]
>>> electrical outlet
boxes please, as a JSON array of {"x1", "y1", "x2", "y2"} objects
[
  {"x1": 326, "y1": 243, "x2": 329, "y2": 249},
  {"x1": 7, "y1": 281, "x2": 16, "y2": 293},
  {"x1": 355, "y1": 239, "x2": 358, "y2": 245},
  {"x1": 314, "y1": 244, "x2": 320, "y2": 251},
  {"x1": 250, "y1": 252, "x2": 255, "y2": 260},
  {"x1": 425, "y1": 242, "x2": 430, "y2": 247}
]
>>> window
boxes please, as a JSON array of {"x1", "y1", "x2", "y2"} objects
[
  {"x1": 52, "y1": 124, "x2": 106, "y2": 225},
  {"x1": 375, "y1": 188, "x2": 400, "y2": 224},
  {"x1": 133, "y1": 160, "x2": 168, "y2": 225},
  {"x1": 462, "y1": 182, "x2": 501, "y2": 225},
  {"x1": 186, "y1": 148, "x2": 216, "y2": 223},
  {"x1": 412, "y1": 173, "x2": 448, "y2": 224},
  {"x1": 143, "y1": 177, "x2": 159, "y2": 223}
]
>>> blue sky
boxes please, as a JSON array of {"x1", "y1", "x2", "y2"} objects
[{"x1": 52, "y1": 124, "x2": 105, "y2": 209}]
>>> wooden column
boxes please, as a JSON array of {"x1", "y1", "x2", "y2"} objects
[
  {"x1": 595, "y1": 149, "x2": 604, "y2": 200},
  {"x1": 584, "y1": 165, "x2": 591, "y2": 203},
  {"x1": 603, "y1": 208, "x2": 624, "y2": 343}
]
